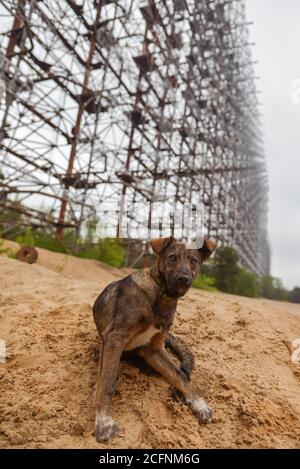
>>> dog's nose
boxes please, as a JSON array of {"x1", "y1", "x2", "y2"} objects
[{"x1": 177, "y1": 274, "x2": 190, "y2": 285}]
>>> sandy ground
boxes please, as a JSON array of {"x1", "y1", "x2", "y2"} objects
[{"x1": 0, "y1": 241, "x2": 300, "y2": 448}]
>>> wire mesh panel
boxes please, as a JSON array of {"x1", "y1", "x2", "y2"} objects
[{"x1": 0, "y1": 0, "x2": 269, "y2": 275}]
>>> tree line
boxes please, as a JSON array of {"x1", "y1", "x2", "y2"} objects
[{"x1": 198, "y1": 246, "x2": 300, "y2": 303}]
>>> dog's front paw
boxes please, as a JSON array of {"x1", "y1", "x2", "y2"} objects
[
  {"x1": 187, "y1": 397, "x2": 213, "y2": 424},
  {"x1": 171, "y1": 388, "x2": 185, "y2": 403},
  {"x1": 95, "y1": 414, "x2": 120, "y2": 442}
]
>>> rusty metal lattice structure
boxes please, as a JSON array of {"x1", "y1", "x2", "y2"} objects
[{"x1": 0, "y1": 0, "x2": 269, "y2": 275}]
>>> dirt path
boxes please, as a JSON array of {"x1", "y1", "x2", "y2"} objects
[{"x1": 0, "y1": 245, "x2": 299, "y2": 448}]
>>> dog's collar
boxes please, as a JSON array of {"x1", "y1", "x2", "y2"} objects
[
  {"x1": 149, "y1": 266, "x2": 163, "y2": 286},
  {"x1": 160, "y1": 292, "x2": 173, "y2": 301},
  {"x1": 150, "y1": 268, "x2": 175, "y2": 301}
]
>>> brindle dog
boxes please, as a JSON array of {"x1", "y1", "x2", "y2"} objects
[{"x1": 93, "y1": 236, "x2": 216, "y2": 442}]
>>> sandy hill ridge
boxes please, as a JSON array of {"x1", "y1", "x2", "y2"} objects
[{"x1": 0, "y1": 245, "x2": 299, "y2": 448}]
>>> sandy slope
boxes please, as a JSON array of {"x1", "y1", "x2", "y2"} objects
[{"x1": 0, "y1": 244, "x2": 300, "y2": 448}]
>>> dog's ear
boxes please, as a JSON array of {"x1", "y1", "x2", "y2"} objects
[
  {"x1": 149, "y1": 236, "x2": 175, "y2": 255},
  {"x1": 198, "y1": 238, "x2": 217, "y2": 262}
]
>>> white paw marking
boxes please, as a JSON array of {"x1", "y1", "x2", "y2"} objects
[
  {"x1": 187, "y1": 397, "x2": 213, "y2": 423},
  {"x1": 95, "y1": 412, "x2": 114, "y2": 427},
  {"x1": 95, "y1": 412, "x2": 120, "y2": 442},
  {"x1": 291, "y1": 338, "x2": 300, "y2": 364},
  {"x1": 0, "y1": 339, "x2": 6, "y2": 364}
]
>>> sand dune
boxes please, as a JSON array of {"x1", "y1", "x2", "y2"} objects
[{"x1": 0, "y1": 245, "x2": 299, "y2": 448}]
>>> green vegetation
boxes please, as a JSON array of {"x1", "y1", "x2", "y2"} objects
[
  {"x1": 3, "y1": 223, "x2": 126, "y2": 268},
  {"x1": 0, "y1": 239, "x2": 17, "y2": 259},
  {"x1": 260, "y1": 275, "x2": 289, "y2": 302},
  {"x1": 1, "y1": 214, "x2": 298, "y2": 302},
  {"x1": 213, "y1": 246, "x2": 240, "y2": 293},
  {"x1": 193, "y1": 244, "x2": 299, "y2": 303},
  {"x1": 212, "y1": 246, "x2": 260, "y2": 298},
  {"x1": 192, "y1": 275, "x2": 217, "y2": 292},
  {"x1": 289, "y1": 287, "x2": 300, "y2": 304},
  {"x1": 0, "y1": 205, "x2": 24, "y2": 239},
  {"x1": 75, "y1": 237, "x2": 126, "y2": 268},
  {"x1": 233, "y1": 267, "x2": 261, "y2": 298}
]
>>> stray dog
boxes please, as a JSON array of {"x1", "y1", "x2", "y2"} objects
[{"x1": 93, "y1": 236, "x2": 216, "y2": 442}]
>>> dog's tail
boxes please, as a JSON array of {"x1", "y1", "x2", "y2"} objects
[{"x1": 165, "y1": 333, "x2": 195, "y2": 380}]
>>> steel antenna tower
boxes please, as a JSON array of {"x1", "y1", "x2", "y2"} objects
[{"x1": 0, "y1": 0, "x2": 269, "y2": 275}]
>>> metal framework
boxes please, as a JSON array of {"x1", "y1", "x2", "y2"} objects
[{"x1": 0, "y1": 0, "x2": 269, "y2": 275}]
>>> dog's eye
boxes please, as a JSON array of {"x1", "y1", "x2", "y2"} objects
[
  {"x1": 168, "y1": 255, "x2": 177, "y2": 263},
  {"x1": 190, "y1": 258, "x2": 198, "y2": 266}
]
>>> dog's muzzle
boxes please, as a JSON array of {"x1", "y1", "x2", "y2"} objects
[
  {"x1": 176, "y1": 274, "x2": 191, "y2": 287},
  {"x1": 176, "y1": 274, "x2": 191, "y2": 286}
]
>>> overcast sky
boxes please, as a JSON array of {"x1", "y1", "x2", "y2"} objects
[{"x1": 245, "y1": 0, "x2": 300, "y2": 289}]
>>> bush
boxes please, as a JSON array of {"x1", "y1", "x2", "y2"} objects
[
  {"x1": 234, "y1": 268, "x2": 260, "y2": 298},
  {"x1": 260, "y1": 275, "x2": 289, "y2": 301},
  {"x1": 98, "y1": 238, "x2": 126, "y2": 267},
  {"x1": 193, "y1": 275, "x2": 217, "y2": 292},
  {"x1": 213, "y1": 246, "x2": 240, "y2": 293},
  {"x1": 213, "y1": 245, "x2": 260, "y2": 298},
  {"x1": 289, "y1": 287, "x2": 300, "y2": 304},
  {"x1": 0, "y1": 205, "x2": 23, "y2": 238},
  {"x1": 76, "y1": 238, "x2": 126, "y2": 268},
  {"x1": 15, "y1": 226, "x2": 36, "y2": 247},
  {"x1": 14, "y1": 227, "x2": 69, "y2": 253},
  {"x1": 260, "y1": 275, "x2": 273, "y2": 299},
  {"x1": 10, "y1": 225, "x2": 126, "y2": 268},
  {"x1": 0, "y1": 239, "x2": 17, "y2": 259}
]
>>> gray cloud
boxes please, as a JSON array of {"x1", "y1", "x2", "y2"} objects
[{"x1": 246, "y1": 0, "x2": 300, "y2": 289}]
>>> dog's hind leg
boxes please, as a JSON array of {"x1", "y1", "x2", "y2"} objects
[
  {"x1": 138, "y1": 337, "x2": 213, "y2": 424},
  {"x1": 94, "y1": 331, "x2": 126, "y2": 442}
]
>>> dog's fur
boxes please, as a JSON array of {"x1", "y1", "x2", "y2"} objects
[{"x1": 93, "y1": 236, "x2": 216, "y2": 442}]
